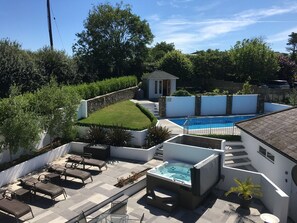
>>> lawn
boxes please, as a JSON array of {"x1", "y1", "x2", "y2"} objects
[{"x1": 78, "y1": 100, "x2": 152, "y2": 130}]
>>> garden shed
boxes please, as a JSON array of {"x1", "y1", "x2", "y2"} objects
[{"x1": 142, "y1": 70, "x2": 178, "y2": 100}]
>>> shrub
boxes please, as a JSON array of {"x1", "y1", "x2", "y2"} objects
[
  {"x1": 87, "y1": 125, "x2": 108, "y2": 144},
  {"x1": 172, "y1": 89, "x2": 192, "y2": 96},
  {"x1": 135, "y1": 103, "x2": 157, "y2": 127},
  {"x1": 146, "y1": 126, "x2": 171, "y2": 147},
  {"x1": 107, "y1": 126, "x2": 133, "y2": 146}
]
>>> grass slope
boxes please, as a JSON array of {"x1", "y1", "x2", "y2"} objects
[{"x1": 79, "y1": 100, "x2": 151, "y2": 130}]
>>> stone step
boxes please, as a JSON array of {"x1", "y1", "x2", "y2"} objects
[
  {"x1": 225, "y1": 145, "x2": 246, "y2": 153},
  {"x1": 224, "y1": 151, "x2": 248, "y2": 160},
  {"x1": 224, "y1": 158, "x2": 251, "y2": 167}
]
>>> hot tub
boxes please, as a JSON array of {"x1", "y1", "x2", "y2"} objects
[{"x1": 147, "y1": 161, "x2": 192, "y2": 187}]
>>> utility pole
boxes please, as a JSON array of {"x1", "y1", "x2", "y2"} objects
[{"x1": 47, "y1": 0, "x2": 54, "y2": 50}]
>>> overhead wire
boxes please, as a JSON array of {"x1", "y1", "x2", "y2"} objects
[{"x1": 50, "y1": 5, "x2": 65, "y2": 51}]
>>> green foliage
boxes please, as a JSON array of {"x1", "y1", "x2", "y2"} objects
[
  {"x1": 191, "y1": 49, "x2": 233, "y2": 80},
  {"x1": 204, "y1": 88, "x2": 229, "y2": 96},
  {"x1": 172, "y1": 89, "x2": 192, "y2": 96},
  {"x1": 146, "y1": 42, "x2": 175, "y2": 70},
  {"x1": 146, "y1": 126, "x2": 171, "y2": 147},
  {"x1": 32, "y1": 47, "x2": 79, "y2": 85},
  {"x1": 237, "y1": 81, "x2": 254, "y2": 94},
  {"x1": 31, "y1": 79, "x2": 80, "y2": 142},
  {"x1": 135, "y1": 103, "x2": 158, "y2": 127},
  {"x1": 225, "y1": 177, "x2": 262, "y2": 200},
  {"x1": 229, "y1": 38, "x2": 279, "y2": 83},
  {"x1": 63, "y1": 76, "x2": 137, "y2": 99},
  {"x1": 0, "y1": 87, "x2": 40, "y2": 161},
  {"x1": 107, "y1": 126, "x2": 133, "y2": 146},
  {"x1": 289, "y1": 88, "x2": 297, "y2": 106},
  {"x1": 287, "y1": 32, "x2": 297, "y2": 61},
  {"x1": 87, "y1": 125, "x2": 108, "y2": 144},
  {"x1": 0, "y1": 39, "x2": 43, "y2": 97},
  {"x1": 158, "y1": 50, "x2": 193, "y2": 86},
  {"x1": 73, "y1": 2, "x2": 153, "y2": 78}
]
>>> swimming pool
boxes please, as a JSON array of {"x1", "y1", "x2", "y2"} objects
[{"x1": 170, "y1": 115, "x2": 255, "y2": 130}]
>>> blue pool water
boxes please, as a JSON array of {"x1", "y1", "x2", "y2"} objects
[{"x1": 170, "y1": 115, "x2": 255, "y2": 130}]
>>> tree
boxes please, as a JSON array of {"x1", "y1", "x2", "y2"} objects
[
  {"x1": 73, "y1": 2, "x2": 154, "y2": 79},
  {"x1": 191, "y1": 49, "x2": 233, "y2": 80},
  {"x1": 33, "y1": 47, "x2": 80, "y2": 85},
  {"x1": 0, "y1": 87, "x2": 40, "y2": 161},
  {"x1": 276, "y1": 54, "x2": 297, "y2": 86},
  {"x1": 287, "y1": 32, "x2": 297, "y2": 61},
  {"x1": 0, "y1": 39, "x2": 43, "y2": 98},
  {"x1": 31, "y1": 80, "x2": 80, "y2": 143},
  {"x1": 229, "y1": 38, "x2": 279, "y2": 83},
  {"x1": 158, "y1": 50, "x2": 193, "y2": 86}
]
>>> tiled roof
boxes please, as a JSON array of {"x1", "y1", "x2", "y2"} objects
[
  {"x1": 236, "y1": 107, "x2": 297, "y2": 162},
  {"x1": 142, "y1": 70, "x2": 179, "y2": 80}
]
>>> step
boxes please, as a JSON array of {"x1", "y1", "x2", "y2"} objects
[
  {"x1": 224, "y1": 151, "x2": 248, "y2": 160},
  {"x1": 224, "y1": 158, "x2": 251, "y2": 167},
  {"x1": 153, "y1": 155, "x2": 163, "y2": 160},
  {"x1": 225, "y1": 145, "x2": 246, "y2": 153}
]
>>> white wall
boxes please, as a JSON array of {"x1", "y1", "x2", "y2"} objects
[
  {"x1": 201, "y1": 96, "x2": 227, "y2": 115},
  {"x1": 77, "y1": 100, "x2": 88, "y2": 119},
  {"x1": 241, "y1": 131, "x2": 296, "y2": 222},
  {"x1": 264, "y1": 102, "x2": 292, "y2": 113},
  {"x1": 110, "y1": 144, "x2": 160, "y2": 162},
  {"x1": 163, "y1": 141, "x2": 223, "y2": 165},
  {"x1": 166, "y1": 96, "x2": 195, "y2": 117},
  {"x1": 218, "y1": 166, "x2": 289, "y2": 223},
  {"x1": 0, "y1": 143, "x2": 71, "y2": 187},
  {"x1": 232, "y1": 94, "x2": 258, "y2": 114}
]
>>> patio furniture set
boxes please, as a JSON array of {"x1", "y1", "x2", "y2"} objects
[{"x1": 0, "y1": 154, "x2": 107, "y2": 222}]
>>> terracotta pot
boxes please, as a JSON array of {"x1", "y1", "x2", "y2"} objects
[{"x1": 238, "y1": 193, "x2": 252, "y2": 208}]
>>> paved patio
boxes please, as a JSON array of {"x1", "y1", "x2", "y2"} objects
[{"x1": 0, "y1": 155, "x2": 274, "y2": 223}]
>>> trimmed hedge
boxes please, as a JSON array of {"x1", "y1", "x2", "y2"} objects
[
  {"x1": 136, "y1": 103, "x2": 158, "y2": 127},
  {"x1": 63, "y1": 76, "x2": 137, "y2": 100}
]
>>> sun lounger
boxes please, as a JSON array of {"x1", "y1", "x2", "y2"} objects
[
  {"x1": 48, "y1": 164, "x2": 93, "y2": 184},
  {"x1": 19, "y1": 177, "x2": 67, "y2": 201},
  {"x1": 66, "y1": 155, "x2": 107, "y2": 170},
  {"x1": 0, "y1": 190, "x2": 34, "y2": 222}
]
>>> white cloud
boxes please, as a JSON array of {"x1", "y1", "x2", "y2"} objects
[
  {"x1": 194, "y1": 2, "x2": 221, "y2": 13},
  {"x1": 151, "y1": 3, "x2": 297, "y2": 52},
  {"x1": 268, "y1": 26, "x2": 297, "y2": 43},
  {"x1": 147, "y1": 14, "x2": 161, "y2": 22}
]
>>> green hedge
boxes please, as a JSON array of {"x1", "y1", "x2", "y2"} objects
[
  {"x1": 135, "y1": 103, "x2": 158, "y2": 127},
  {"x1": 63, "y1": 76, "x2": 137, "y2": 99}
]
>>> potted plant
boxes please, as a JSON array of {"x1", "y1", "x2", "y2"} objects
[{"x1": 225, "y1": 177, "x2": 262, "y2": 208}]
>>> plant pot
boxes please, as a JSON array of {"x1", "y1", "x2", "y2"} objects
[{"x1": 238, "y1": 193, "x2": 252, "y2": 209}]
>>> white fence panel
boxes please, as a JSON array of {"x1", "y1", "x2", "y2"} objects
[
  {"x1": 232, "y1": 94, "x2": 258, "y2": 114},
  {"x1": 264, "y1": 102, "x2": 292, "y2": 113},
  {"x1": 201, "y1": 96, "x2": 227, "y2": 115},
  {"x1": 166, "y1": 96, "x2": 195, "y2": 117}
]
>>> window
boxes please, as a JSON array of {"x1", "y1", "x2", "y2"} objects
[
  {"x1": 259, "y1": 146, "x2": 266, "y2": 156},
  {"x1": 154, "y1": 81, "x2": 158, "y2": 94},
  {"x1": 258, "y1": 146, "x2": 275, "y2": 163},
  {"x1": 267, "y1": 152, "x2": 275, "y2": 162},
  {"x1": 159, "y1": 81, "x2": 162, "y2": 94}
]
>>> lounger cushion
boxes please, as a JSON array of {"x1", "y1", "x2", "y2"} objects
[
  {"x1": 0, "y1": 195, "x2": 32, "y2": 218},
  {"x1": 67, "y1": 155, "x2": 106, "y2": 169},
  {"x1": 49, "y1": 164, "x2": 91, "y2": 181}
]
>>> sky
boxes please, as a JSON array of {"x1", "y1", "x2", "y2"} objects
[{"x1": 1, "y1": 0, "x2": 297, "y2": 55}]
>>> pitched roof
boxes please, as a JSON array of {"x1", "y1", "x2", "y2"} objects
[
  {"x1": 236, "y1": 107, "x2": 297, "y2": 163},
  {"x1": 142, "y1": 70, "x2": 179, "y2": 80}
]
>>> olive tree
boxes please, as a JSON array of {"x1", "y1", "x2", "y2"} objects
[
  {"x1": 0, "y1": 87, "x2": 40, "y2": 161},
  {"x1": 32, "y1": 80, "x2": 80, "y2": 143}
]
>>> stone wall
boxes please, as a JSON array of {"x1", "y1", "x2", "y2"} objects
[{"x1": 87, "y1": 86, "x2": 138, "y2": 114}]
